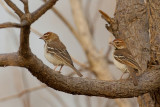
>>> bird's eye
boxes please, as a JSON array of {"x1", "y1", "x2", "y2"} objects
[
  {"x1": 43, "y1": 35, "x2": 49, "y2": 39},
  {"x1": 115, "y1": 41, "x2": 119, "y2": 44}
]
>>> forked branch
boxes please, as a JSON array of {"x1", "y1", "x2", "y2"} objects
[{"x1": 0, "y1": 0, "x2": 159, "y2": 100}]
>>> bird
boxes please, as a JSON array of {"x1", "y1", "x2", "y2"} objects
[
  {"x1": 110, "y1": 39, "x2": 141, "y2": 86},
  {"x1": 40, "y1": 32, "x2": 83, "y2": 77}
]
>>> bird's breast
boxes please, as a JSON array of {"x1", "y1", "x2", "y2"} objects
[
  {"x1": 113, "y1": 57, "x2": 128, "y2": 73},
  {"x1": 44, "y1": 44, "x2": 63, "y2": 65}
]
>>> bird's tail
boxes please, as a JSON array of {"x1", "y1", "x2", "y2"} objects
[{"x1": 70, "y1": 65, "x2": 83, "y2": 77}]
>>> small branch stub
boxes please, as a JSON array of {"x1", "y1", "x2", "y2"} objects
[{"x1": 99, "y1": 10, "x2": 118, "y2": 37}]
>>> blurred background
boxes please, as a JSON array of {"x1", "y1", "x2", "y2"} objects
[{"x1": 0, "y1": 0, "x2": 138, "y2": 107}]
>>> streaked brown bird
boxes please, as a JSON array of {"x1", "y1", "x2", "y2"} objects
[
  {"x1": 40, "y1": 32, "x2": 83, "y2": 77},
  {"x1": 110, "y1": 39, "x2": 141, "y2": 86}
]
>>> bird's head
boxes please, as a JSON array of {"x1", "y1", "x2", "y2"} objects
[
  {"x1": 110, "y1": 39, "x2": 127, "y2": 49},
  {"x1": 40, "y1": 32, "x2": 59, "y2": 42}
]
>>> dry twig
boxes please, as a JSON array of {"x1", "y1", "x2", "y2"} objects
[
  {"x1": 4, "y1": 0, "x2": 23, "y2": 17},
  {"x1": 0, "y1": 0, "x2": 159, "y2": 102},
  {"x1": 20, "y1": 0, "x2": 29, "y2": 13},
  {"x1": 0, "y1": 22, "x2": 23, "y2": 28},
  {"x1": 0, "y1": 85, "x2": 47, "y2": 102}
]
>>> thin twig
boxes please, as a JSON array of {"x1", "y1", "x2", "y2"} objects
[
  {"x1": 0, "y1": 1, "x2": 43, "y2": 37},
  {"x1": 31, "y1": 28, "x2": 43, "y2": 36},
  {"x1": 4, "y1": 0, "x2": 23, "y2": 17},
  {"x1": 0, "y1": 22, "x2": 23, "y2": 28},
  {"x1": 52, "y1": 7, "x2": 77, "y2": 36},
  {"x1": 70, "y1": 0, "x2": 112, "y2": 80},
  {"x1": 0, "y1": 84, "x2": 47, "y2": 102},
  {"x1": 21, "y1": 69, "x2": 31, "y2": 107},
  {"x1": 31, "y1": 0, "x2": 58, "y2": 23},
  {"x1": 43, "y1": 0, "x2": 79, "y2": 38},
  {"x1": 71, "y1": 57, "x2": 89, "y2": 69},
  {"x1": 0, "y1": 0, "x2": 19, "y2": 20},
  {"x1": 20, "y1": 0, "x2": 29, "y2": 13}
]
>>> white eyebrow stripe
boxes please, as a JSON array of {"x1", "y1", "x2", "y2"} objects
[{"x1": 114, "y1": 55, "x2": 125, "y2": 58}]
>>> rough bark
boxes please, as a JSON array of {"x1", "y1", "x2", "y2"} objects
[
  {"x1": 100, "y1": 0, "x2": 160, "y2": 106},
  {"x1": 0, "y1": 0, "x2": 160, "y2": 107},
  {"x1": 148, "y1": 0, "x2": 160, "y2": 106},
  {"x1": 114, "y1": 0, "x2": 151, "y2": 107},
  {"x1": 70, "y1": 0, "x2": 131, "y2": 106}
]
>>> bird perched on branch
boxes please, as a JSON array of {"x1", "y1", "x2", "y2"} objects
[
  {"x1": 110, "y1": 39, "x2": 141, "y2": 86},
  {"x1": 40, "y1": 32, "x2": 83, "y2": 77}
]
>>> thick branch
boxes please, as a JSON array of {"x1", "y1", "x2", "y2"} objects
[
  {"x1": 0, "y1": 53, "x2": 24, "y2": 67},
  {"x1": 147, "y1": 0, "x2": 160, "y2": 105},
  {"x1": 19, "y1": 26, "x2": 31, "y2": 55},
  {"x1": 4, "y1": 0, "x2": 23, "y2": 17},
  {"x1": 148, "y1": 0, "x2": 160, "y2": 64},
  {"x1": 31, "y1": 0, "x2": 58, "y2": 23},
  {"x1": 0, "y1": 53, "x2": 160, "y2": 98},
  {"x1": 108, "y1": 0, "x2": 150, "y2": 106},
  {"x1": 0, "y1": 22, "x2": 23, "y2": 28}
]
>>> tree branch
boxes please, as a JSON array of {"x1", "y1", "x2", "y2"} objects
[
  {"x1": 0, "y1": 84, "x2": 46, "y2": 102},
  {"x1": 18, "y1": 26, "x2": 31, "y2": 55},
  {"x1": 70, "y1": 0, "x2": 112, "y2": 80},
  {"x1": 20, "y1": 0, "x2": 29, "y2": 13},
  {"x1": 1, "y1": 0, "x2": 160, "y2": 103},
  {"x1": 51, "y1": 7, "x2": 78, "y2": 37},
  {"x1": 0, "y1": 0, "x2": 19, "y2": 20},
  {"x1": 147, "y1": 0, "x2": 160, "y2": 105},
  {"x1": 4, "y1": 0, "x2": 23, "y2": 17},
  {"x1": 0, "y1": 53, "x2": 24, "y2": 67},
  {"x1": 31, "y1": 0, "x2": 58, "y2": 23},
  {"x1": 0, "y1": 52, "x2": 160, "y2": 98},
  {"x1": 102, "y1": 0, "x2": 150, "y2": 106},
  {"x1": 0, "y1": 22, "x2": 23, "y2": 28}
]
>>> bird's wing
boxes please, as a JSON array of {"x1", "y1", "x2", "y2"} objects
[
  {"x1": 114, "y1": 49, "x2": 141, "y2": 70},
  {"x1": 47, "y1": 41, "x2": 74, "y2": 66}
]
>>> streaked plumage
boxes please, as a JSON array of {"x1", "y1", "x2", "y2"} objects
[
  {"x1": 114, "y1": 49, "x2": 141, "y2": 71},
  {"x1": 110, "y1": 39, "x2": 141, "y2": 86},
  {"x1": 40, "y1": 32, "x2": 83, "y2": 77}
]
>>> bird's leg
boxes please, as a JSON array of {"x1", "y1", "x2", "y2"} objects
[
  {"x1": 127, "y1": 67, "x2": 138, "y2": 86},
  {"x1": 120, "y1": 70, "x2": 128, "y2": 80},
  {"x1": 53, "y1": 65, "x2": 58, "y2": 71},
  {"x1": 58, "y1": 65, "x2": 64, "y2": 73}
]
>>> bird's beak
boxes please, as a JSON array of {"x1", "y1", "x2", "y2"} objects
[{"x1": 39, "y1": 36, "x2": 44, "y2": 39}]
